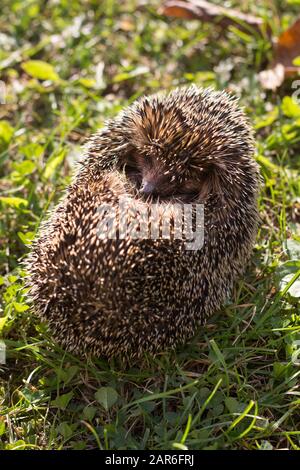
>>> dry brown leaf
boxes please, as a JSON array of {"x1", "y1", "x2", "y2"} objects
[
  {"x1": 275, "y1": 18, "x2": 300, "y2": 68},
  {"x1": 260, "y1": 17, "x2": 300, "y2": 90},
  {"x1": 161, "y1": 0, "x2": 266, "y2": 34},
  {"x1": 162, "y1": 1, "x2": 202, "y2": 20}
]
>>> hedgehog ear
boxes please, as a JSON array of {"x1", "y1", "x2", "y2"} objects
[{"x1": 121, "y1": 149, "x2": 137, "y2": 165}]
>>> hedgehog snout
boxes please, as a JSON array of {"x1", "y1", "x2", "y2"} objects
[
  {"x1": 140, "y1": 179, "x2": 155, "y2": 195},
  {"x1": 138, "y1": 172, "x2": 171, "y2": 200}
]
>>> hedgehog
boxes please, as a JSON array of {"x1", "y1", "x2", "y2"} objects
[{"x1": 26, "y1": 86, "x2": 260, "y2": 359}]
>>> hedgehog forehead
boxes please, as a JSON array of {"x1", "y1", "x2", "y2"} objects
[
  {"x1": 124, "y1": 98, "x2": 189, "y2": 149},
  {"x1": 109, "y1": 86, "x2": 255, "y2": 175},
  {"x1": 120, "y1": 103, "x2": 198, "y2": 171},
  {"x1": 122, "y1": 99, "x2": 228, "y2": 155}
]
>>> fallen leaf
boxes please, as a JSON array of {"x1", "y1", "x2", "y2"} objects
[
  {"x1": 161, "y1": 0, "x2": 266, "y2": 34},
  {"x1": 275, "y1": 18, "x2": 300, "y2": 70},
  {"x1": 260, "y1": 17, "x2": 300, "y2": 89}
]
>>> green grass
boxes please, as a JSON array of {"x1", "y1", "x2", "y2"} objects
[{"x1": 0, "y1": 0, "x2": 300, "y2": 450}]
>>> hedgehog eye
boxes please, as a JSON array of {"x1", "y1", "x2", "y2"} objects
[
  {"x1": 123, "y1": 161, "x2": 136, "y2": 171},
  {"x1": 123, "y1": 162, "x2": 142, "y2": 187}
]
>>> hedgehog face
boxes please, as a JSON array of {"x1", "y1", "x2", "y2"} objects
[{"x1": 121, "y1": 150, "x2": 202, "y2": 203}]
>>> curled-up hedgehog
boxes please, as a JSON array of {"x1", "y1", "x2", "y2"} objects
[{"x1": 26, "y1": 86, "x2": 260, "y2": 359}]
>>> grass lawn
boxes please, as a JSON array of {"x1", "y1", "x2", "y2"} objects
[{"x1": 0, "y1": 0, "x2": 300, "y2": 450}]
